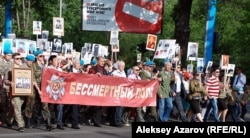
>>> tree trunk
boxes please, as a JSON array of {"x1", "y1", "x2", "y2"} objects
[
  {"x1": 22, "y1": 0, "x2": 26, "y2": 29},
  {"x1": 26, "y1": 0, "x2": 30, "y2": 32},
  {"x1": 16, "y1": 8, "x2": 20, "y2": 33},
  {"x1": 173, "y1": 0, "x2": 193, "y2": 67}
]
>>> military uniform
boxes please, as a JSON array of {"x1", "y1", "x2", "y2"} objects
[
  {"x1": 22, "y1": 62, "x2": 36, "y2": 128},
  {"x1": 189, "y1": 78, "x2": 208, "y2": 114},
  {"x1": 31, "y1": 61, "x2": 52, "y2": 130},
  {"x1": 5, "y1": 63, "x2": 27, "y2": 129},
  {"x1": 139, "y1": 69, "x2": 158, "y2": 122},
  {"x1": 0, "y1": 58, "x2": 13, "y2": 122}
]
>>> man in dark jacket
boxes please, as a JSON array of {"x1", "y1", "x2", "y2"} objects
[{"x1": 87, "y1": 56, "x2": 108, "y2": 127}]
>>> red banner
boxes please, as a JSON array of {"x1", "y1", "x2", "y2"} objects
[{"x1": 41, "y1": 68, "x2": 159, "y2": 107}]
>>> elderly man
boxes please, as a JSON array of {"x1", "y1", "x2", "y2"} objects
[
  {"x1": 157, "y1": 61, "x2": 175, "y2": 122},
  {"x1": 87, "y1": 56, "x2": 108, "y2": 127},
  {"x1": 128, "y1": 65, "x2": 145, "y2": 122},
  {"x1": 110, "y1": 60, "x2": 127, "y2": 127},
  {"x1": 63, "y1": 58, "x2": 81, "y2": 129}
]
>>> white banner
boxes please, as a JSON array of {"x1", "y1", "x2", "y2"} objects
[{"x1": 82, "y1": 0, "x2": 163, "y2": 34}]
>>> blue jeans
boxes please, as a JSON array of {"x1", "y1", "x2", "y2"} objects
[
  {"x1": 234, "y1": 103, "x2": 242, "y2": 117},
  {"x1": 57, "y1": 104, "x2": 64, "y2": 126},
  {"x1": 115, "y1": 106, "x2": 123, "y2": 124},
  {"x1": 204, "y1": 98, "x2": 220, "y2": 122},
  {"x1": 235, "y1": 93, "x2": 243, "y2": 117},
  {"x1": 158, "y1": 97, "x2": 173, "y2": 122},
  {"x1": 173, "y1": 93, "x2": 187, "y2": 122}
]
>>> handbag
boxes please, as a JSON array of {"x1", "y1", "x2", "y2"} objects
[{"x1": 192, "y1": 96, "x2": 201, "y2": 100}]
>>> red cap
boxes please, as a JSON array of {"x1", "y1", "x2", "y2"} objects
[{"x1": 183, "y1": 72, "x2": 191, "y2": 79}]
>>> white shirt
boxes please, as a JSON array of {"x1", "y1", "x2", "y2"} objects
[
  {"x1": 182, "y1": 79, "x2": 189, "y2": 94},
  {"x1": 48, "y1": 65, "x2": 63, "y2": 72},
  {"x1": 72, "y1": 67, "x2": 79, "y2": 73},
  {"x1": 111, "y1": 69, "x2": 127, "y2": 78},
  {"x1": 233, "y1": 73, "x2": 246, "y2": 94},
  {"x1": 175, "y1": 72, "x2": 181, "y2": 93},
  {"x1": 233, "y1": 73, "x2": 246, "y2": 87}
]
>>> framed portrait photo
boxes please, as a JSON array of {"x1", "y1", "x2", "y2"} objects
[
  {"x1": 187, "y1": 42, "x2": 198, "y2": 61},
  {"x1": 111, "y1": 41, "x2": 119, "y2": 53},
  {"x1": 110, "y1": 30, "x2": 119, "y2": 45},
  {"x1": 52, "y1": 38, "x2": 62, "y2": 53},
  {"x1": 33, "y1": 21, "x2": 42, "y2": 35},
  {"x1": 226, "y1": 64, "x2": 235, "y2": 77},
  {"x1": 205, "y1": 61, "x2": 213, "y2": 74},
  {"x1": 221, "y1": 55, "x2": 229, "y2": 70},
  {"x1": 146, "y1": 34, "x2": 157, "y2": 51},
  {"x1": 196, "y1": 58, "x2": 204, "y2": 73},
  {"x1": 81, "y1": 47, "x2": 87, "y2": 59},
  {"x1": 12, "y1": 68, "x2": 33, "y2": 96},
  {"x1": 53, "y1": 17, "x2": 64, "y2": 36},
  {"x1": 84, "y1": 43, "x2": 92, "y2": 53},
  {"x1": 2, "y1": 38, "x2": 13, "y2": 55},
  {"x1": 41, "y1": 30, "x2": 49, "y2": 40}
]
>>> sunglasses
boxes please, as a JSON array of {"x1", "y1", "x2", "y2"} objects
[
  {"x1": 39, "y1": 55, "x2": 44, "y2": 57},
  {"x1": 15, "y1": 58, "x2": 22, "y2": 60}
]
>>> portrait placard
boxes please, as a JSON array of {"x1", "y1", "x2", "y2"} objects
[
  {"x1": 205, "y1": 61, "x2": 213, "y2": 74},
  {"x1": 187, "y1": 64, "x2": 193, "y2": 73},
  {"x1": 33, "y1": 21, "x2": 42, "y2": 35},
  {"x1": 41, "y1": 30, "x2": 49, "y2": 40},
  {"x1": 221, "y1": 55, "x2": 229, "y2": 70},
  {"x1": 110, "y1": 30, "x2": 119, "y2": 45},
  {"x1": 146, "y1": 34, "x2": 157, "y2": 51},
  {"x1": 16, "y1": 39, "x2": 28, "y2": 57},
  {"x1": 12, "y1": 68, "x2": 33, "y2": 96},
  {"x1": 52, "y1": 38, "x2": 62, "y2": 53},
  {"x1": 226, "y1": 64, "x2": 235, "y2": 77},
  {"x1": 137, "y1": 53, "x2": 142, "y2": 63},
  {"x1": 187, "y1": 42, "x2": 198, "y2": 61},
  {"x1": 153, "y1": 39, "x2": 176, "y2": 59},
  {"x1": 111, "y1": 42, "x2": 119, "y2": 53},
  {"x1": 37, "y1": 39, "x2": 47, "y2": 51},
  {"x1": 2, "y1": 39, "x2": 13, "y2": 55},
  {"x1": 197, "y1": 58, "x2": 204, "y2": 73},
  {"x1": 53, "y1": 17, "x2": 64, "y2": 36}
]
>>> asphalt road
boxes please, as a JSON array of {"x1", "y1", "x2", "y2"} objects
[
  {"x1": 0, "y1": 124, "x2": 131, "y2": 138},
  {"x1": 0, "y1": 103, "x2": 249, "y2": 138}
]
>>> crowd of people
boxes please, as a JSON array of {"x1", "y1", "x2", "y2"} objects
[{"x1": 0, "y1": 49, "x2": 249, "y2": 133}]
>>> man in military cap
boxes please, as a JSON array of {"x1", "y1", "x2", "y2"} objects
[
  {"x1": 23, "y1": 54, "x2": 41, "y2": 128},
  {"x1": 31, "y1": 50, "x2": 53, "y2": 131},
  {"x1": 140, "y1": 60, "x2": 159, "y2": 122}
]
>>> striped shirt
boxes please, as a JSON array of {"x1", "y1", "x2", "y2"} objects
[{"x1": 206, "y1": 76, "x2": 220, "y2": 98}]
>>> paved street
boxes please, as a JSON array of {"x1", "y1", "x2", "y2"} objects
[
  {"x1": 0, "y1": 124, "x2": 131, "y2": 138},
  {"x1": 0, "y1": 103, "x2": 249, "y2": 138}
]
